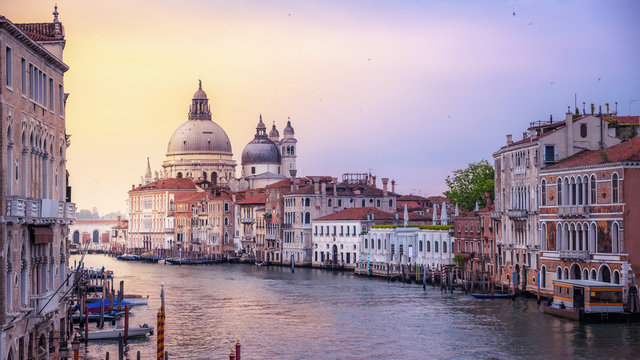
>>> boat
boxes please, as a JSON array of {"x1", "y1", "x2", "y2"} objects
[
  {"x1": 78, "y1": 324, "x2": 154, "y2": 340},
  {"x1": 471, "y1": 293, "x2": 513, "y2": 299},
  {"x1": 71, "y1": 312, "x2": 120, "y2": 323},
  {"x1": 76, "y1": 298, "x2": 134, "y2": 313},
  {"x1": 123, "y1": 294, "x2": 149, "y2": 305},
  {"x1": 116, "y1": 254, "x2": 140, "y2": 261},
  {"x1": 255, "y1": 261, "x2": 266, "y2": 267},
  {"x1": 165, "y1": 258, "x2": 210, "y2": 265},
  {"x1": 543, "y1": 279, "x2": 628, "y2": 321}
]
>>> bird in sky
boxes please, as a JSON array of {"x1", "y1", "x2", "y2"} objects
[{"x1": 513, "y1": 11, "x2": 516, "y2": 16}]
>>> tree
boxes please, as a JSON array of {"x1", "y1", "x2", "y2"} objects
[{"x1": 444, "y1": 160, "x2": 494, "y2": 212}]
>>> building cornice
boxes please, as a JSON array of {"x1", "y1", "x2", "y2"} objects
[{"x1": 0, "y1": 19, "x2": 69, "y2": 73}]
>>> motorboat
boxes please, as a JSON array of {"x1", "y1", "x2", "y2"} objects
[
  {"x1": 78, "y1": 324, "x2": 153, "y2": 340},
  {"x1": 76, "y1": 298, "x2": 134, "y2": 313},
  {"x1": 116, "y1": 254, "x2": 140, "y2": 261},
  {"x1": 471, "y1": 293, "x2": 513, "y2": 299},
  {"x1": 543, "y1": 279, "x2": 627, "y2": 321}
]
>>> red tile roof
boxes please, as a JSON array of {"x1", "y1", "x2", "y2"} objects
[
  {"x1": 237, "y1": 193, "x2": 267, "y2": 205},
  {"x1": 315, "y1": 207, "x2": 395, "y2": 221},
  {"x1": 15, "y1": 22, "x2": 61, "y2": 41},
  {"x1": 546, "y1": 136, "x2": 640, "y2": 169},
  {"x1": 131, "y1": 178, "x2": 196, "y2": 192},
  {"x1": 398, "y1": 195, "x2": 428, "y2": 201}
]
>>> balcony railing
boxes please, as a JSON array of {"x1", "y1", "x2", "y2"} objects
[
  {"x1": 558, "y1": 205, "x2": 590, "y2": 218},
  {"x1": 490, "y1": 211, "x2": 502, "y2": 220},
  {"x1": 558, "y1": 250, "x2": 590, "y2": 261},
  {"x1": 241, "y1": 218, "x2": 255, "y2": 224},
  {"x1": 265, "y1": 232, "x2": 277, "y2": 240},
  {"x1": 282, "y1": 223, "x2": 292, "y2": 229},
  {"x1": 30, "y1": 289, "x2": 60, "y2": 316},
  {"x1": 6, "y1": 196, "x2": 76, "y2": 224},
  {"x1": 507, "y1": 209, "x2": 528, "y2": 220}
]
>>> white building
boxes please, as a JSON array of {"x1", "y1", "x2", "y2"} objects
[
  {"x1": 362, "y1": 226, "x2": 454, "y2": 269},
  {"x1": 312, "y1": 207, "x2": 395, "y2": 269}
]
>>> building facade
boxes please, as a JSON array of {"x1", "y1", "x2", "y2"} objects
[
  {"x1": 1, "y1": 10, "x2": 76, "y2": 359},
  {"x1": 537, "y1": 136, "x2": 640, "y2": 298}
]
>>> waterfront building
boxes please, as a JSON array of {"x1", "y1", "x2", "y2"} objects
[
  {"x1": 312, "y1": 207, "x2": 394, "y2": 269},
  {"x1": 263, "y1": 178, "x2": 292, "y2": 263},
  {"x1": 127, "y1": 177, "x2": 197, "y2": 253},
  {"x1": 162, "y1": 82, "x2": 236, "y2": 185},
  {"x1": 205, "y1": 187, "x2": 235, "y2": 258},
  {"x1": 236, "y1": 191, "x2": 267, "y2": 260},
  {"x1": 240, "y1": 116, "x2": 297, "y2": 189},
  {"x1": 537, "y1": 136, "x2": 640, "y2": 297},
  {"x1": 110, "y1": 216, "x2": 128, "y2": 254},
  {"x1": 283, "y1": 173, "x2": 398, "y2": 266},
  {"x1": 452, "y1": 194, "x2": 496, "y2": 273},
  {"x1": 362, "y1": 225, "x2": 455, "y2": 270},
  {"x1": 1, "y1": 9, "x2": 76, "y2": 359},
  {"x1": 492, "y1": 112, "x2": 635, "y2": 292},
  {"x1": 69, "y1": 219, "x2": 118, "y2": 252}
]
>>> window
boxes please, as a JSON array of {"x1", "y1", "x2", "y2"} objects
[
  {"x1": 557, "y1": 178, "x2": 562, "y2": 206},
  {"x1": 58, "y1": 84, "x2": 64, "y2": 115},
  {"x1": 580, "y1": 123, "x2": 587, "y2": 138},
  {"x1": 612, "y1": 173, "x2": 619, "y2": 203},
  {"x1": 251, "y1": 166, "x2": 256, "y2": 175},
  {"x1": 419, "y1": 241, "x2": 423, "y2": 252},
  {"x1": 353, "y1": 226, "x2": 356, "y2": 235},
  {"x1": 545, "y1": 145, "x2": 556, "y2": 164},
  {"x1": 361, "y1": 199, "x2": 365, "y2": 207},
  {"x1": 328, "y1": 199, "x2": 332, "y2": 207},
  {"x1": 434, "y1": 241, "x2": 439, "y2": 252},
  {"x1": 224, "y1": 203, "x2": 229, "y2": 212},
  {"x1": 443, "y1": 241, "x2": 447, "y2": 253},
  {"x1": 5, "y1": 47, "x2": 12, "y2": 87},
  {"x1": 590, "y1": 175, "x2": 596, "y2": 204},
  {"x1": 21, "y1": 58, "x2": 26, "y2": 95},
  {"x1": 376, "y1": 200, "x2": 381, "y2": 207},
  {"x1": 541, "y1": 180, "x2": 546, "y2": 206},
  {"x1": 338, "y1": 199, "x2": 342, "y2": 207}
]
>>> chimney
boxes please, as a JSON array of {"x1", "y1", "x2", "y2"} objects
[
  {"x1": 332, "y1": 178, "x2": 337, "y2": 197},
  {"x1": 131, "y1": 185, "x2": 135, "y2": 190},
  {"x1": 372, "y1": 176, "x2": 377, "y2": 188},
  {"x1": 289, "y1": 169, "x2": 297, "y2": 191},
  {"x1": 382, "y1": 178, "x2": 389, "y2": 196},
  {"x1": 321, "y1": 181, "x2": 326, "y2": 196},
  {"x1": 506, "y1": 134, "x2": 513, "y2": 145},
  {"x1": 566, "y1": 111, "x2": 574, "y2": 156},
  {"x1": 314, "y1": 181, "x2": 320, "y2": 195},
  {"x1": 391, "y1": 180, "x2": 396, "y2": 193},
  {"x1": 485, "y1": 191, "x2": 493, "y2": 208}
]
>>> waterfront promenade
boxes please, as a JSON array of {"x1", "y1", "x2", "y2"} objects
[{"x1": 74, "y1": 254, "x2": 640, "y2": 360}]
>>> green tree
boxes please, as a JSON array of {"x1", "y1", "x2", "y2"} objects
[{"x1": 444, "y1": 160, "x2": 494, "y2": 212}]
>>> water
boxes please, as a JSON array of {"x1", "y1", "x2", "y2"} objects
[{"x1": 73, "y1": 255, "x2": 640, "y2": 360}]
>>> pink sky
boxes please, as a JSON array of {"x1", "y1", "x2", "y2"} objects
[{"x1": 4, "y1": 0, "x2": 639, "y2": 214}]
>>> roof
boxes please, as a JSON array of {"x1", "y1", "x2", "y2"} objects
[
  {"x1": 75, "y1": 220, "x2": 119, "y2": 225},
  {"x1": 131, "y1": 178, "x2": 196, "y2": 192},
  {"x1": 604, "y1": 115, "x2": 640, "y2": 126},
  {"x1": 315, "y1": 207, "x2": 395, "y2": 221},
  {"x1": 398, "y1": 195, "x2": 428, "y2": 201},
  {"x1": 237, "y1": 192, "x2": 267, "y2": 205},
  {"x1": 544, "y1": 136, "x2": 640, "y2": 170},
  {"x1": 15, "y1": 22, "x2": 60, "y2": 41},
  {"x1": 553, "y1": 279, "x2": 623, "y2": 289},
  {"x1": 176, "y1": 192, "x2": 209, "y2": 203}
]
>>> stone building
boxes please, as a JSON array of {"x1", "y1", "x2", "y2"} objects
[
  {"x1": 537, "y1": 136, "x2": 640, "y2": 297},
  {"x1": 1, "y1": 9, "x2": 76, "y2": 359},
  {"x1": 312, "y1": 207, "x2": 394, "y2": 269},
  {"x1": 453, "y1": 194, "x2": 496, "y2": 273},
  {"x1": 492, "y1": 112, "x2": 634, "y2": 292},
  {"x1": 162, "y1": 82, "x2": 236, "y2": 185}
]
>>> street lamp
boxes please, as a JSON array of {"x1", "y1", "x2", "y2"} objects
[{"x1": 71, "y1": 338, "x2": 80, "y2": 360}]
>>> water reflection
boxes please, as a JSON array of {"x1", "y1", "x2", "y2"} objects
[{"x1": 73, "y1": 255, "x2": 640, "y2": 360}]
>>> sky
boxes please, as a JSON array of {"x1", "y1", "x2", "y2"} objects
[{"x1": 4, "y1": 0, "x2": 640, "y2": 214}]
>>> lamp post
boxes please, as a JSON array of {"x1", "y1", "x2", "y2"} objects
[{"x1": 72, "y1": 338, "x2": 80, "y2": 360}]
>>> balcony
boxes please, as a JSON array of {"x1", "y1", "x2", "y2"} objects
[
  {"x1": 507, "y1": 209, "x2": 528, "y2": 220},
  {"x1": 30, "y1": 289, "x2": 60, "y2": 317},
  {"x1": 490, "y1": 211, "x2": 502, "y2": 221},
  {"x1": 282, "y1": 223, "x2": 292, "y2": 229},
  {"x1": 559, "y1": 250, "x2": 590, "y2": 261},
  {"x1": 265, "y1": 232, "x2": 277, "y2": 240},
  {"x1": 558, "y1": 205, "x2": 590, "y2": 218},
  {"x1": 241, "y1": 218, "x2": 255, "y2": 224},
  {"x1": 6, "y1": 196, "x2": 76, "y2": 224}
]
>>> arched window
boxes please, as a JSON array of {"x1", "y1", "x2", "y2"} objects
[
  {"x1": 224, "y1": 232, "x2": 229, "y2": 244},
  {"x1": 614, "y1": 270, "x2": 620, "y2": 284},
  {"x1": 202, "y1": 171, "x2": 207, "y2": 180},
  {"x1": 304, "y1": 212, "x2": 310, "y2": 224},
  {"x1": 557, "y1": 267, "x2": 562, "y2": 280},
  {"x1": 590, "y1": 175, "x2": 596, "y2": 204},
  {"x1": 419, "y1": 241, "x2": 423, "y2": 252},
  {"x1": 427, "y1": 241, "x2": 431, "y2": 252},
  {"x1": 443, "y1": 241, "x2": 447, "y2": 253},
  {"x1": 612, "y1": 173, "x2": 619, "y2": 203},
  {"x1": 328, "y1": 199, "x2": 332, "y2": 207},
  {"x1": 583, "y1": 269, "x2": 588, "y2": 280},
  {"x1": 541, "y1": 179, "x2": 546, "y2": 206},
  {"x1": 305, "y1": 198, "x2": 310, "y2": 207},
  {"x1": 177, "y1": 172, "x2": 183, "y2": 178},
  {"x1": 557, "y1": 178, "x2": 562, "y2": 206},
  {"x1": 378, "y1": 239, "x2": 381, "y2": 249},
  {"x1": 600, "y1": 266, "x2": 611, "y2": 283},
  {"x1": 591, "y1": 269, "x2": 597, "y2": 280},
  {"x1": 72, "y1": 231, "x2": 80, "y2": 244},
  {"x1": 580, "y1": 123, "x2": 588, "y2": 138},
  {"x1": 612, "y1": 222, "x2": 619, "y2": 253},
  {"x1": 563, "y1": 267, "x2": 569, "y2": 280},
  {"x1": 434, "y1": 241, "x2": 439, "y2": 253},
  {"x1": 291, "y1": 146, "x2": 295, "y2": 155}
]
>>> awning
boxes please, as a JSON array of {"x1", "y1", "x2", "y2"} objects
[{"x1": 32, "y1": 226, "x2": 54, "y2": 244}]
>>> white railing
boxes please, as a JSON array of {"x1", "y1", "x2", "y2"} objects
[
  {"x1": 507, "y1": 209, "x2": 528, "y2": 219},
  {"x1": 558, "y1": 250, "x2": 590, "y2": 261},
  {"x1": 6, "y1": 196, "x2": 76, "y2": 223},
  {"x1": 558, "y1": 205, "x2": 590, "y2": 217}
]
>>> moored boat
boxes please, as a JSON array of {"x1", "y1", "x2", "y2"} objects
[
  {"x1": 471, "y1": 293, "x2": 513, "y2": 299},
  {"x1": 116, "y1": 254, "x2": 140, "y2": 261},
  {"x1": 78, "y1": 324, "x2": 153, "y2": 340},
  {"x1": 543, "y1": 279, "x2": 628, "y2": 321}
]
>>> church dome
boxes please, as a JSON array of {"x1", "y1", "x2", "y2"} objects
[
  {"x1": 269, "y1": 124, "x2": 280, "y2": 138},
  {"x1": 242, "y1": 115, "x2": 281, "y2": 165},
  {"x1": 283, "y1": 120, "x2": 294, "y2": 136},
  {"x1": 166, "y1": 82, "x2": 232, "y2": 156},
  {"x1": 167, "y1": 120, "x2": 232, "y2": 155}
]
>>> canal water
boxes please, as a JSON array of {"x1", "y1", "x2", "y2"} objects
[{"x1": 73, "y1": 255, "x2": 640, "y2": 360}]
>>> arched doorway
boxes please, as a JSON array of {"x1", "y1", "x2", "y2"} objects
[
  {"x1": 73, "y1": 231, "x2": 80, "y2": 244},
  {"x1": 92, "y1": 230, "x2": 99, "y2": 243},
  {"x1": 515, "y1": 264, "x2": 520, "y2": 287},
  {"x1": 600, "y1": 266, "x2": 611, "y2": 283},
  {"x1": 541, "y1": 266, "x2": 547, "y2": 288},
  {"x1": 332, "y1": 245, "x2": 338, "y2": 264},
  {"x1": 571, "y1": 264, "x2": 581, "y2": 279}
]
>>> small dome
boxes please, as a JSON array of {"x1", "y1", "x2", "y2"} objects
[
  {"x1": 269, "y1": 124, "x2": 279, "y2": 138},
  {"x1": 193, "y1": 80, "x2": 207, "y2": 99},
  {"x1": 283, "y1": 120, "x2": 294, "y2": 135},
  {"x1": 241, "y1": 138, "x2": 281, "y2": 165},
  {"x1": 167, "y1": 120, "x2": 232, "y2": 155}
]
